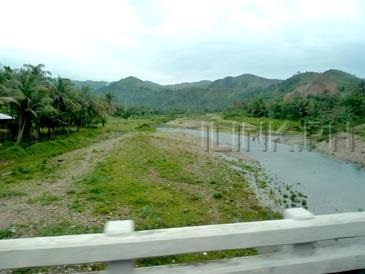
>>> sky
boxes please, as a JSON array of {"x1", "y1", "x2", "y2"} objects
[{"x1": 0, "y1": 0, "x2": 364, "y2": 84}]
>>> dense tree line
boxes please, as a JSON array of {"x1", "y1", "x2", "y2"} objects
[
  {"x1": 0, "y1": 64, "x2": 108, "y2": 144},
  {"x1": 225, "y1": 81, "x2": 365, "y2": 130}
]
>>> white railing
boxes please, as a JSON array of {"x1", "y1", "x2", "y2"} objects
[{"x1": 1, "y1": 208, "x2": 365, "y2": 273}]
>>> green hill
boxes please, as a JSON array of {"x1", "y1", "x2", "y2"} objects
[
  {"x1": 89, "y1": 69, "x2": 363, "y2": 111},
  {"x1": 73, "y1": 80, "x2": 109, "y2": 90},
  {"x1": 165, "y1": 80, "x2": 212, "y2": 90},
  {"x1": 97, "y1": 74, "x2": 281, "y2": 111},
  {"x1": 209, "y1": 74, "x2": 281, "y2": 90},
  {"x1": 275, "y1": 69, "x2": 361, "y2": 99}
]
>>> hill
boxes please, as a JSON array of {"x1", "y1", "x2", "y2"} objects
[
  {"x1": 275, "y1": 69, "x2": 361, "y2": 100},
  {"x1": 165, "y1": 80, "x2": 212, "y2": 90},
  {"x1": 72, "y1": 80, "x2": 109, "y2": 90},
  {"x1": 90, "y1": 69, "x2": 363, "y2": 111},
  {"x1": 97, "y1": 74, "x2": 281, "y2": 111},
  {"x1": 209, "y1": 73, "x2": 281, "y2": 90}
]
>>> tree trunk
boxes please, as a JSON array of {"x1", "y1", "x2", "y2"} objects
[{"x1": 16, "y1": 116, "x2": 26, "y2": 145}]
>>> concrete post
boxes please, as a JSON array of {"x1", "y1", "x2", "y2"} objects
[
  {"x1": 105, "y1": 220, "x2": 135, "y2": 274},
  {"x1": 283, "y1": 208, "x2": 315, "y2": 255}
]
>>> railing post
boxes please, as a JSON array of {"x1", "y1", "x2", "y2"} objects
[
  {"x1": 104, "y1": 220, "x2": 135, "y2": 274},
  {"x1": 283, "y1": 208, "x2": 315, "y2": 255}
]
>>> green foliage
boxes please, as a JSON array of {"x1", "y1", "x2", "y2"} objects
[
  {"x1": 0, "y1": 64, "x2": 108, "y2": 145},
  {"x1": 246, "y1": 98, "x2": 268, "y2": 117},
  {"x1": 0, "y1": 129, "x2": 99, "y2": 161},
  {"x1": 225, "y1": 80, "x2": 365, "y2": 137},
  {"x1": 0, "y1": 228, "x2": 13, "y2": 239},
  {"x1": 0, "y1": 117, "x2": 172, "y2": 198},
  {"x1": 96, "y1": 74, "x2": 280, "y2": 112},
  {"x1": 0, "y1": 190, "x2": 25, "y2": 198}
]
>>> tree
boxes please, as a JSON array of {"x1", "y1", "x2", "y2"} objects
[
  {"x1": 73, "y1": 86, "x2": 107, "y2": 130},
  {"x1": 287, "y1": 97, "x2": 309, "y2": 120},
  {"x1": 104, "y1": 91, "x2": 117, "y2": 115},
  {"x1": 0, "y1": 64, "x2": 108, "y2": 144},
  {"x1": 248, "y1": 98, "x2": 268, "y2": 117},
  {"x1": 115, "y1": 106, "x2": 131, "y2": 123},
  {"x1": 47, "y1": 77, "x2": 79, "y2": 131},
  {"x1": 1, "y1": 65, "x2": 52, "y2": 144},
  {"x1": 357, "y1": 80, "x2": 365, "y2": 97}
]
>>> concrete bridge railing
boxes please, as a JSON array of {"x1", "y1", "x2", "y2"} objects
[{"x1": 1, "y1": 208, "x2": 365, "y2": 273}]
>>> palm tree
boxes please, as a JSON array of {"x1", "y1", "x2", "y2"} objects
[
  {"x1": 0, "y1": 64, "x2": 108, "y2": 144},
  {"x1": 47, "y1": 76, "x2": 79, "y2": 131},
  {"x1": 104, "y1": 91, "x2": 116, "y2": 114},
  {"x1": 1, "y1": 65, "x2": 53, "y2": 144}
]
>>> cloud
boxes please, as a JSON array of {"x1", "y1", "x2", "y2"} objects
[{"x1": 0, "y1": 0, "x2": 364, "y2": 83}]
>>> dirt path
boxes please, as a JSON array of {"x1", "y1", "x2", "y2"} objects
[{"x1": 0, "y1": 133, "x2": 126, "y2": 235}]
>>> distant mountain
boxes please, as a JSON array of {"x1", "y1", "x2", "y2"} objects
[
  {"x1": 81, "y1": 69, "x2": 363, "y2": 111},
  {"x1": 209, "y1": 74, "x2": 281, "y2": 90},
  {"x1": 105, "y1": 76, "x2": 163, "y2": 92},
  {"x1": 96, "y1": 74, "x2": 282, "y2": 111},
  {"x1": 165, "y1": 80, "x2": 212, "y2": 90},
  {"x1": 73, "y1": 80, "x2": 109, "y2": 90},
  {"x1": 275, "y1": 69, "x2": 361, "y2": 99}
]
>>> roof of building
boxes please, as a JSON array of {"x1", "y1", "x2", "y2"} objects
[{"x1": 0, "y1": 113, "x2": 13, "y2": 120}]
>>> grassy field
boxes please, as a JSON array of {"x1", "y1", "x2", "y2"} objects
[
  {"x1": 0, "y1": 116, "x2": 168, "y2": 186},
  {"x1": 0, "y1": 115, "x2": 280, "y2": 272}
]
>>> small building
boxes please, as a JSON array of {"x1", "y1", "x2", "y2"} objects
[
  {"x1": 0, "y1": 113, "x2": 13, "y2": 120},
  {"x1": 0, "y1": 113, "x2": 14, "y2": 141}
]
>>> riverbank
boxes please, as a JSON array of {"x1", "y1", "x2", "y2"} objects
[
  {"x1": 160, "y1": 119, "x2": 365, "y2": 214},
  {"x1": 167, "y1": 116, "x2": 365, "y2": 168},
  {"x1": 316, "y1": 132, "x2": 365, "y2": 167}
]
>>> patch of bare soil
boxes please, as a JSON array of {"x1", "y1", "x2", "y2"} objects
[
  {"x1": 165, "y1": 118, "x2": 204, "y2": 129},
  {"x1": 316, "y1": 133, "x2": 365, "y2": 167},
  {"x1": 0, "y1": 133, "x2": 126, "y2": 234}
]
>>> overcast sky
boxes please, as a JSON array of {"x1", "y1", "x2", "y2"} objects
[{"x1": 0, "y1": 0, "x2": 364, "y2": 84}]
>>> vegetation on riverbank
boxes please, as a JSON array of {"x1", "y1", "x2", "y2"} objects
[
  {"x1": 0, "y1": 116, "x2": 168, "y2": 186},
  {"x1": 224, "y1": 80, "x2": 365, "y2": 138},
  {"x1": 0, "y1": 116, "x2": 280, "y2": 272}
]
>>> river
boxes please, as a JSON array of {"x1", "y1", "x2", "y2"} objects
[{"x1": 158, "y1": 127, "x2": 365, "y2": 215}]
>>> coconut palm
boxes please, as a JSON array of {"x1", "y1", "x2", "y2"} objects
[
  {"x1": 47, "y1": 76, "x2": 80, "y2": 131},
  {"x1": 104, "y1": 91, "x2": 117, "y2": 114},
  {"x1": 1, "y1": 65, "x2": 53, "y2": 144},
  {"x1": 0, "y1": 64, "x2": 108, "y2": 144}
]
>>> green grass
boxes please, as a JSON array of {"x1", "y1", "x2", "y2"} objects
[
  {"x1": 0, "y1": 116, "x2": 170, "y2": 197},
  {"x1": 0, "y1": 190, "x2": 25, "y2": 198},
  {"x1": 0, "y1": 115, "x2": 281, "y2": 268},
  {"x1": 28, "y1": 192, "x2": 60, "y2": 206},
  {"x1": 71, "y1": 133, "x2": 278, "y2": 226},
  {"x1": 67, "y1": 132, "x2": 280, "y2": 266},
  {"x1": 0, "y1": 228, "x2": 13, "y2": 239},
  {"x1": 38, "y1": 222, "x2": 101, "y2": 236}
]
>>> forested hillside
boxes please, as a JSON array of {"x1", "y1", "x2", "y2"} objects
[
  {"x1": 224, "y1": 70, "x2": 365, "y2": 132},
  {"x1": 76, "y1": 69, "x2": 364, "y2": 112},
  {"x1": 95, "y1": 74, "x2": 281, "y2": 111},
  {"x1": 72, "y1": 80, "x2": 109, "y2": 90}
]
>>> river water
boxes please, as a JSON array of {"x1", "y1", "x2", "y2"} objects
[{"x1": 158, "y1": 127, "x2": 365, "y2": 215}]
